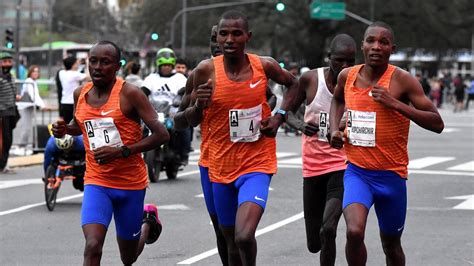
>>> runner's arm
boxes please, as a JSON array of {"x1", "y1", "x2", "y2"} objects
[
  {"x1": 66, "y1": 87, "x2": 85, "y2": 136},
  {"x1": 174, "y1": 72, "x2": 194, "y2": 130},
  {"x1": 184, "y1": 60, "x2": 213, "y2": 127},
  {"x1": 329, "y1": 69, "x2": 348, "y2": 148},
  {"x1": 373, "y1": 70, "x2": 444, "y2": 133},
  {"x1": 126, "y1": 84, "x2": 170, "y2": 155}
]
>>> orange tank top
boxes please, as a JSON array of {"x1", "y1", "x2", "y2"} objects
[
  {"x1": 344, "y1": 64, "x2": 410, "y2": 178},
  {"x1": 205, "y1": 54, "x2": 277, "y2": 183},
  {"x1": 75, "y1": 78, "x2": 148, "y2": 189}
]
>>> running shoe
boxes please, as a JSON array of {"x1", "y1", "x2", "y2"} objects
[{"x1": 143, "y1": 204, "x2": 162, "y2": 244}]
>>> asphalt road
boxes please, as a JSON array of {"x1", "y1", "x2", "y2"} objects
[{"x1": 1, "y1": 108, "x2": 473, "y2": 265}]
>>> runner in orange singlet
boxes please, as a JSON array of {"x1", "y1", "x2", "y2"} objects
[
  {"x1": 183, "y1": 11, "x2": 299, "y2": 265},
  {"x1": 52, "y1": 41, "x2": 169, "y2": 265},
  {"x1": 329, "y1": 22, "x2": 444, "y2": 265},
  {"x1": 174, "y1": 25, "x2": 229, "y2": 265}
]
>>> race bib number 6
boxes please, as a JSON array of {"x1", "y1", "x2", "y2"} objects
[
  {"x1": 347, "y1": 110, "x2": 376, "y2": 147},
  {"x1": 229, "y1": 105, "x2": 262, "y2": 142},
  {"x1": 84, "y1": 118, "x2": 124, "y2": 150}
]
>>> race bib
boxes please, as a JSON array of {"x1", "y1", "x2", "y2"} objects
[
  {"x1": 347, "y1": 110, "x2": 376, "y2": 147},
  {"x1": 317, "y1": 111, "x2": 329, "y2": 142},
  {"x1": 229, "y1": 105, "x2": 262, "y2": 142},
  {"x1": 84, "y1": 118, "x2": 123, "y2": 150}
]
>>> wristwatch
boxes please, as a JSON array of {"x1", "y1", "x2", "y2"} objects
[
  {"x1": 275, "y1": 109, "x2": 288, "y2": 122},
  {"x1": 121, "y1": 145, "x2": 131, "y2": 158}
]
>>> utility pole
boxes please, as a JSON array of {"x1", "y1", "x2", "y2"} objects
[
  {"x1": 181, "y1": 0, "x2": 187, "y2": 58},
  {"x1": 15, "y1": 0, "x2": 22, "y2": 78},
  {"x1": 47, "y1": 0, "x2": 55, "y2": 79}
]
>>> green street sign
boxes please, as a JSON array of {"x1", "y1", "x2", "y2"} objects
[{"x1": 310, "y1": 1, "x2": 346, "y2": 20}]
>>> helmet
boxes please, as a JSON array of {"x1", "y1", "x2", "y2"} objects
[
  {"x1": 0, "y1": 52, "x2": 13, "y2": 60},
  {"x1": 155, "y1": 48, "x2": 176, "y2": 67},
  {"x1": 55, "y1": 135, "x2": 74, "y2": 150}
]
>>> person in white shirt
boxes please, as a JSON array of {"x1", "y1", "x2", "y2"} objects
[
  {"x1": 15, "y1": 65, "x2": 48, "y2": 155},
  {"x1": 141, "y1": 48, "x2": 189, "y2": 163},
  {"x1": 58, "y1": 56, "x2": 88, "y2": 123}
]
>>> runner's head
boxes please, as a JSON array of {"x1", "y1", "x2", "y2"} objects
[
  {"x1": 89, "y1": 40, "x2": 121, "y2": 87},
  {"x1": 210, "y1": 25, "x2": 222, "y2": 57},
  {"x1": 217, "y1": 10, "x2": 251, "y2": 58},
  {"x1": 328, "y1": 34, "x2": 356, "y2": 78},
  {"x1": 156, "y1": 48, "x2": 176, "y2": 77},
  {"x1": 0, "y1": 52, "x2": 13, "y2": 74},
  {"x1": 362, "y1": 21, "x2": 396, "y2": 67},
  {"x1": 175, "y1": 58, "x2": 188, "y2": 75}
]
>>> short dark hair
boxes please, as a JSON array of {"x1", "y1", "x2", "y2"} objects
[
  {"x1": 130, "y1": 62, "x2": 141, "y2": 74},
  {"x1": 219, "y1": 10, "x2": 249, "y2": 32},
  {"x1": 63, "y1": 56, "x2": 77, "y2": 70},
  {"x1": 364, "y1": 21, "x2": 395, "y2": 43},
  {"x1": 175, "y1": 58, "x2": 187, "y2": 66},
  {"x1": 94, "y1": 40, "x2": 122, "y2": 63},
  {"x1": 330, "y1": 34, "x2": 356, "y2": 53}
]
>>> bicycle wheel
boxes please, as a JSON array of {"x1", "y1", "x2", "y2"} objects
[{"x1": 44, "y1": 165, "x2": 60, "y2": 211}]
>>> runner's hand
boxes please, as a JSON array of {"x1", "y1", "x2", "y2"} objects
[
  {"x1": 195, "y1": 79, "x2": 213, "y2": 109},
  {"x1": 301, "y1": 122, "x2": 319, "y2": 136},
  {"x1": 93, "y1": 146, "x2": 121, "y2": 165},
  {"x1": 260, "y1": 115, "x2": 284, "y2": 137},
  {"x1": 371, "y1": 85, "x2": 397, "y2": 109},
  {"x1": 329, "y1": 130, "x2": 344, "y2": 149},
  {"x1": 51, "y1": 119, "x2": 67, "y2": 138}
]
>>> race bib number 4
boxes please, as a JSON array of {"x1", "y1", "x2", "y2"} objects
[
  {"x1": 317, "y1": 111, "x2": 329, "y2": 142},
  {"x1": 84, "y1": 118, "x2": 124, "y2": 150},
  {"x1": 229, "y1": 105, "x2": 262, "y2": 142},
  {"x1": 347, "y1": 110, "x2": 376, "y2": 147}
]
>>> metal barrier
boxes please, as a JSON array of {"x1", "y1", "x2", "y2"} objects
[{"x1": 14, "y1": 79, "x2": 58, "y2": 152}]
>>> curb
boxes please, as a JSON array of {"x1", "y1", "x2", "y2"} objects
[{"x1": 9, "y1": 154, "x2": 44, "y2": 167}]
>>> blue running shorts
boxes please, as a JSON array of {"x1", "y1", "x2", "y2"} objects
[
  {"x1": 81, "y1": 184, "x2": 146, "y2": 240},
  {"x1": 212, "y1": 172, "x2": 272, "y2": 226},
  {"x1": 200, "y1": 166, "x2": 217, "y2": 215},
  {"x1": 343, "y1": 163, "x2": 407, "y2": 235}
]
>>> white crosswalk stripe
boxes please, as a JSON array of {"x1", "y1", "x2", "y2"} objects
[
  {"x1": 408, "y1": 156, "x2": 455, "y2": 169},
  {"x1": 188, "y1": 153, "x2": 474, "y2": 173},
  {"x1": 448, "y1": 161, "x2": 474, "y2": 171}
]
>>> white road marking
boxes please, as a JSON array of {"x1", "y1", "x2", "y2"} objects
[
  {"x1": 195, "y1": 193, "x2": 204, "y2": 198},
  {"x1": 177, "y1": 212, "x2": 304, "y2": 264},
  {"x1": 276, "y1": 152, "x2": 298, "y2": 158},
  {"x1": 0, "y1": 193, "x2": 84, "y2": 216},
  {"x1": 441, "y1": 128, "x2": 460, "y2": 133},
  {"x1": 408, "y1": 156, "x2": 455, "y2": 169},
  {"x1": 445, "y1": 194, "x2": 474, "y2": 210},
  {"x1": 408, "y1": 169, "x2": 474, "y2": 176},
  {"x1": 0, "y1": 178, "x2": 43, "y2": 189},
  {"x1": 448, "y1": 161, "x2": 474, "y2": 172},
  {"x1": 159, "y1": 204, "x2": 190, "y2": 210},
  {"x1": 0, "y1": 170, "x2": 201, "y2": 216},
  {"x1": 278, "y1": 157, "x2": 302, "y2": 165}
]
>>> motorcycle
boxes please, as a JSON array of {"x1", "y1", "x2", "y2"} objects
[
  {"x1": 145, "y1": 100, "x2": 188, "y2": 182},
  {"x1": 44, "y1": 149, "x2": 85, "y2": 211}
]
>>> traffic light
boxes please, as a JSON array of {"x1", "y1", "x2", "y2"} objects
[
  {"x1": 5, "y1": 28, "x2": 14, "y2": 49},
  {"x1": 276, "y1": 1, "x2": 285, "y2": 12},
  {"x1": 150, "y1": 32, "x2": 159, "y2": 41}
]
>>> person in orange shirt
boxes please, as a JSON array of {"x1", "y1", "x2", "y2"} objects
[
  {"x1": 329, "y1": 22, "x2": 444, "y2": 265},
  {"x1": 286, "y1": 34, "x2": 356, "y2": 265},
  {"x1": 174, "y1": 24, "x2": 229, "y2": 265},
  {"x1": 52, "y1": 40, "x2": 169, "y2": 266},
  {"x1": 183, "y1": 11, "x2": 299, "y2": 265}
]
